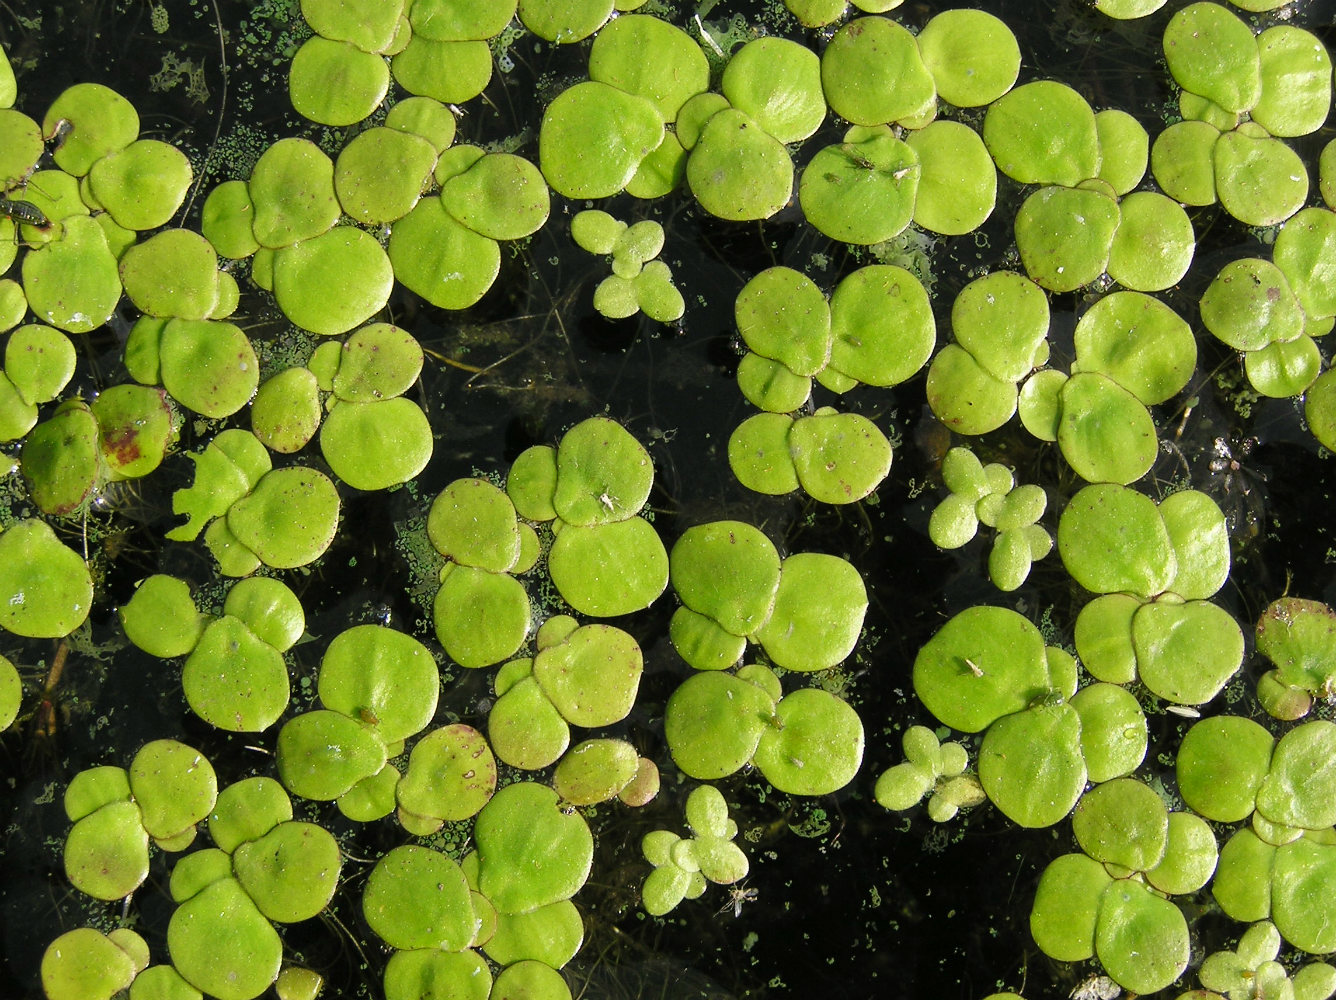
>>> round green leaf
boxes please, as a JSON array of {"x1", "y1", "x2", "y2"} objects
[
  {"x1": 978, "y1": 701, "x2": 1087, "y2": 828},
  {"x1": 688, "y1": 108, "x2": 792, "y2": 222},
  {"x1": 753, "y1": 687, "x2": 864, "y2": 796},
  {"x1": 1251, "y1": 26, "x2": 1332, "y2": 138},
  {"x1": 363, "y1": 845, "x2": 476, "y2": 950},
  {"x1": 552, "y1": 416, "x2": 653, "y2": 526},
  {"x1": 1029, "y1": 853, "x2": 1112, "y2": 962},
  {"x1": 820, "y1": 17, "x2": 935, "y2": 127},
  {"x1": 518, "y1": 0, "x2": 613, "y2": 42},
  {"x1": 1308, "y1": 369, "x2": 1336, "y2": 452},
  {"x1": 320, "y1": 397, "x2": 432, "y2": 490},
  {"x1": 158, "y1": 318, "x2": 259, "y2": 419},
  {"x1": 1073, "y1": 291, "x2": 1195, "y2": 405},
  {"x1": 272, "y1": 226, "x2": 393, "y2": 336},
  {"x1": 788, "y1": 410, "x2": 892, "y2": 504},
  {"x1": 721, "y1": 37, "x2": 825, "y2": 144},
  {"x1": 318, "y1": 624, "x2": 439, "y2": 743},
  {"x1": 397, "y1": 724, "x2": 496, "y2": 824},
  {"x1": 728, "y1": 412, "x2": 800, "y2": 495},
  {"x1": 168, "y1": 878, "x2": 282, "y2": 1000},
  {"x1": 1214, "y1": 128, "x2": 1308, "y2": 228},
  {"x1": 1256, "y1": 721, "x2": 1336, "y2": 830},
  {"x1": 233, "y1": 821, "x2": 341, "y2": 923},
  {"x1": 907, "y1": 120, "x2": 997, "y2": 236},
  {"x1": 547, "y1": 518, "x2": 668, "y2": 617},
  {"x1": 1095, "y1": 879, "x2": 1189, "y2": 994},
  {"x1": 1163, "y1": 2, "x2": 1262, "y2": 114},
  {"x1": 1274, "y1": 207, "x2": 1336, "y2": 320},
  {"x1": 1069, "y1": 682, "x2": 1147, "y2": 783},
  {"x1": 916, "y1": 9, "x2": 1019, "y2": 108},
  {"x1": 664, "y1": 671, "x2": 775, "y2": 779},
  {"x1": 1150, "y1": 119, "x2": 1220, "y2": 206},
  {"x1": 475, "y1": 782, "x2": 594, "y2": 913},
  {"x1": 925, "y1": 344, "x2": 1018, "y2": 435},
  {"x1": 983, "y1": 81, "x2": 1100, "y2": 187},
  {"x1": 1058, "y1": 484, "x2": 1175, "y2": 597},
  {"x1": 1256, "y1": 597, "x2": 1336, "y2": 694},
  {"x1": 87, "y1": 139, "x2": 192, "y2": 231},
  {"x1": 335, "y1": 127, "x2": 436, "y2": 225},
  {"x1": 736, "y1": 353, "x2": 811, "y2": 412},
  {"x1": 248, "y1": 138, "x2": 340, "y2": 249},
  {"x1": 1200, "y1": 257, "x2": 1305, "y2": 352},
  {"x1": 552, "y1": 738, "x2": 639, "y2": 806},
  {"x1": 1159, "y1": 489, "x2": 1230, "y2": 600},
  {"x1": 755, "y1": 552, "x2": 867, "y2": 671},
  {"x1": 129, "y1": 739, "x2": 217, "y2": 843},
  {"x1": 912, "y1": 605, "x2": 1051, "y2": 733},
  {"x1": 799, "y1": 131, "x2": 918, "y2": 245},
  {"x1": 1146, "y1": 811, "x2": 1218, "y2": 895},
  {"x1": 1272, "y1": 838, "x2": 1336, "y2": 954},
  {"x1": 201, "y1": 180, "x2": 260, "y2": 260},
  {"x1": 46, "y1": 83, "x2": 139, "y2": 176},
  {"x1": 4, "y1": 323, "x2": 76, "y2": 406},
  {"x1": 207, "y1": 776, "x2": 292, "y2": 854},
  {"x1": 429, "y1": 478, "x2": 521, "y2": 572},
  {"x1": 1107, "y1": 192, "x2": 1194, "y2": 293},
  {"x1": 331, "y1": 322, "x2": 424, "y2": 402},
  {"x1": 182, "y1": 616, "x2": 289, "y2": 732},
  {"x1": 305, "y1": 0, "x2": 405, "y2": 50},
  {"x1": 1072, "y1": 777, "x2": 1169, "y2": 871},
  {"x1": 488, "y1": 675, "x2": 570, "y2": 771},
  {"x1": 1057, "y1": 373, "x2": 1156, "y2": 485},
  {"x1": 1177, "y1": 715, "x2": 1273, "y2": 822},
  {"x1": 950, "y1": 271, "x2": 1049, "y2": 384},
  {"x1": 827, "y1": 264, "x2": 933, "y2": 387},
  {"x1": 0, "y1": 518, "x2": 94, "y2": 638},
  {"x1": 670, "y1": 520, "x2": 781, "y2": 638},
  {"x1": 1015, "y1": 184, "x2": 1120, "y2": 293},
  {"x1": 1094, "y1": 109, "x2": 1149, "y2": 195},
  {"x1": 118, "y1": 229, "x2": 219, "y2": 319},
  {"x1": 277, "y1": 709, "x2": 388, "y2": 801},
  {"x1": 388, "y1": 195, "x2": 501, "y2": 309},
  {"x1": 391, "y1": 36, "x2": 492, "y2": 103},
  {"x1": 489, "y1": 958, "x2": 573, "y2": 1000},
  {"x1": 41, "y1": 927, "x2": 139, "y2": 1000},
  {"x1": 289, "y1": 36, "x2": 390, "y2": 127},
  {"x1": 433, "y1": 565, "x2": 531, "y2": 669},
  {"x1": 0, "y1": 653, "x2": 20, "y2": 732},
  {"x1": 251, "y1": 367, "x2": 321, "y2": 454},
  {"x1": 533, "y1": 623, "x2": 642, "y2": 727},
  {"x1": 226, "y1": 467, "x2": 340, "y2": 569},
  {"x1": 540, "y1": 81, "x2": 664, "y2": 199},
  {"x1": 441, "y1": 152, "x2": 550, "y2": 241},
  {"x1": 21, "y1": 215, "x2": 122, "y2": 334},
  {"x1": 64, "y1": 801, "x2": 151, "y2": 900},
  {"x1": 587, "y1": 14, "x2": 709, "y2": 121},
  {"x1": 21, "y1": 402, "x2": 101, "y2": 515}
]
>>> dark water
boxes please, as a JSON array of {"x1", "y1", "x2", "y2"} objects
[{"x1": 3, "y1": 1, "x2": 1336, "y2": 998}]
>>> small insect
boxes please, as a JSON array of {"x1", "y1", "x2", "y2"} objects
[
  {"x1": 1070, "y1": 973, "x2": 1120, "y2": 1000},
  {"x1": 1029, "y1": 689, "x2": 1066, "y2": 709},
  {"x1": 46, "y1": 118, "x2": 74, "y2": 151},
  {"x1": 718, "y1": 882, "x2": 758, "y2": 918},
  {"x1": 0, "y1": 196, "x2": 50, "y2": 228},
  {"x1": 891, "y1": 165, "x2": 915, "y2": 182},
  {"x1": 598, "y1": 491, "x2": 616, "y2": 512},
  {"x1": 1165, "y1": 704, "x2": 1200, "y2": 719},
  {"x1": 964, "y1": 657, "x2": 985, "y2": 677}
]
